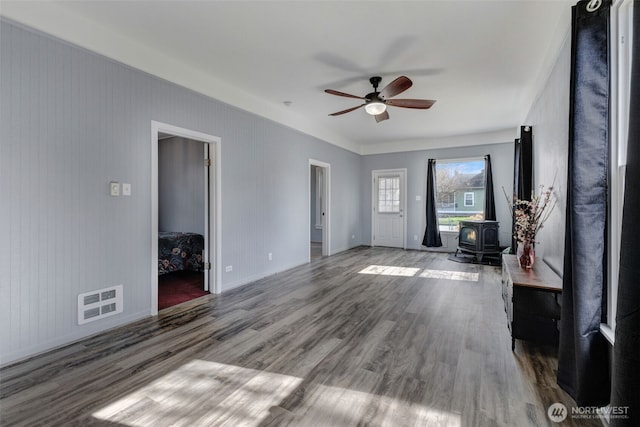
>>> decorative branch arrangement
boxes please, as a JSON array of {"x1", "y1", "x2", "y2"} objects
[{"x1": 503, "y1": 184, "x2": 557, "y2": 268}]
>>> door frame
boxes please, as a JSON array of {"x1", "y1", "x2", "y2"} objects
[
  {"x1": 309, "y1": 159, "x2": 331, "y2": 259},
  {"x1": 151, "y1": 121, "x2": 222, "y2": 316},
  {"x1": 371, "y1": 168, "x2": 407, "y2": 249}
]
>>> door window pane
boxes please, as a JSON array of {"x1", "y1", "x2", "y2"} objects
[{"x1": 378, "y1": 177, "x2": 400, "y2": 213}]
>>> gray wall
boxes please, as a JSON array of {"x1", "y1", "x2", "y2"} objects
[
  {"x1": 361, "y1": 143, "x2": 514, "y2": 251},
  {"x1": 0, "y1": 19, "x2": 363, "y2": 364},
  {"x1": 523, "y1": 32, "x2": 571, "y2": 274},
  {"x1": 158, "y1": 137, "x2": 205, "y2": 235}
]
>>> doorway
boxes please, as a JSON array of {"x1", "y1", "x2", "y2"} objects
[
  {"x1": 309, "y1": 159, "x2": 330, "y2": 260},
  {"x1": 151, "y1": 122, "x2": 221, "y2": 316},
  {"x1": 157, "y1": 135, "x2": 207, "y2": 309},
  {"x1": 372, "y1": 169, "x2": 407, "y2": 248}
]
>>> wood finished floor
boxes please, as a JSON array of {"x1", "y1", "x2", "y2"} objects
[{"x1": 0, "y1": 247, "x2": 598, "y2": 427}]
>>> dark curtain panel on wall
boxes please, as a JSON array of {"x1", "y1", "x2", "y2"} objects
[
  {"x1": 511, "y1": 127, "x2": 533, "y2": 252},
  {"x1": 516, "y1": 126, "x2": 533, "y2": 201},
  {"x1": 611, "y1": 2, "x2": 640, "y2": 425},
  {"x1": 484, "y1": 155, "x2": 496, "y2": 220},
  {"x1": 558, "y1": 0, "x2": 611, "y2": 407},
  {"x1": 422, "y1": 159, "x2": 442, "y2": 247}
]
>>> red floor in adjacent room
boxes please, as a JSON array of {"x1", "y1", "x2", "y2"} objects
[{"x1": 158, "y1": 270, "x2": 208, "y2": 310}]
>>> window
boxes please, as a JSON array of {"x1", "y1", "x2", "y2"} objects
[
  {"x1": 603, "y1": 0, "x2": 633, "y2": 343},
  {"x1": 378, "y1": 176, "x2": 400, "y2": 213},
  {"x1": 464, "y1": 192, "x2": 474, "y2": 207},
  {"x1": 435, "y1": 159, "x2": 485, "y2": 231}
]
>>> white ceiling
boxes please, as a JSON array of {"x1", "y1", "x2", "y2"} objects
[{"x1": 1, "y1": 0, "x2": 573, "y2": 154}]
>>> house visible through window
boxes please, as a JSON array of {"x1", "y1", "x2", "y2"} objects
[{"x1": 435, "y1": 159, "x2": 485, "y2": 231}]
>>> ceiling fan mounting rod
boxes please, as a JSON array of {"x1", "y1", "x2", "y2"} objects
[{"x1": 369, "y1": 76, "x2": 382, "y2": 92}]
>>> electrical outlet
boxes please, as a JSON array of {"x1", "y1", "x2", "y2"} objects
[
  {"x1": 268, "y1": 253, "x2": 272, "y2": 261},
  {"x1": 414, "y1": 235, "x2": 418, "y2": 241},
  {"x1": 225, "y1": 265, "x2": 233, "y2": 272},
  {"x1": 110, "y1": 181, "x2": 120, "y2": 196},
  {"x1": 352, "y1": 234, "x2": 355, "y2": 239}
]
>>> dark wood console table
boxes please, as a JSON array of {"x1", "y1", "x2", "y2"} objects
[{"x1": 501, "y1": 254, "x2": 562, "y2": 350}]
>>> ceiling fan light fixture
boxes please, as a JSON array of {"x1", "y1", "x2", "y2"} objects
[{"x1": 364, "y1": 101, "x2": 387, "y2": 116}]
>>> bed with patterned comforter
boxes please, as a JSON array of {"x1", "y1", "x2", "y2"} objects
[{"x1": 158, "y1": 231, "x2": 204, "y2": 275}]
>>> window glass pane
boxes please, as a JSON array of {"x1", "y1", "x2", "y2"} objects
[
  {"x1": 378, "y1": 176, "x2": 401, "y2": 213},
  {"x1": 434, "y1": 159, "x2": 485, "y2": 231},
  {"x1": 464, "y1": 192, "x2": 474, "y2": 206}
]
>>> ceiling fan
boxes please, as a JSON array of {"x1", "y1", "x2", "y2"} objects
[{"x1": 324, "y1": 76, "x2": 436, "y2": 123}]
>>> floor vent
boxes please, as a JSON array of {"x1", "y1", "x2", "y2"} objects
[{"x1": 78, "y1": 285, "x2": 123, "y2": 325}]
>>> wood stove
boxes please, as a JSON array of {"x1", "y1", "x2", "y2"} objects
[{"x1": 457, "y1": 220, "x2": 500, "y2": 261}]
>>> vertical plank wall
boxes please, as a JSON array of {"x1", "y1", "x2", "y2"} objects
[
  {"x1": 158, "y1": 137, "x2": 205, "y2": 235},
  {"x1": 523, "y1": 31, "x2": 571, "y2": 274},
  {"x1": 0, "y1": 19, "x2": 363, "y2": 364}
]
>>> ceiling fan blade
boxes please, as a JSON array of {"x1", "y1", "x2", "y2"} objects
[
  {"x1": 379, "y1": 76, "x2": 412, "y2": 99},
  {"x1": 329, "y1": 104, "x2": 366, "y2": 116},
  {"x1": 386, "y1": 99, "x2": 436, "y2": 109},
  {"x1": 324, "y1": 89, "x2": 366, "y2": 100},
  {"x1": 375, "y1": 110, "x2": 389, "y2": 123}
]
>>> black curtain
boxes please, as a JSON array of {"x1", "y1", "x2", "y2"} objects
[
  {"x1": 516, "y1": 126, "x2": 533, "y2": 201},
  {"x1": 511, "y1": 126, "x2": 533, "y2": 252},
  {"x1": 611, "y1": 2, "x2": 640, "y2": 425},
  {"x1": 557, "y1": 0, "x2": 611, "y2": 407},
  {"x1": 484, "y1": 155, "x2": 496, "y2": 220},
  {"x1": 423, "y1": 159, "x2": 442, "y2": 247}
]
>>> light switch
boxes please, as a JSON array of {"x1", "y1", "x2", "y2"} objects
[
  {"x1": 416, "y1": 195, "x2": 422, "y2": 201},
  {"x1": 122, "y1": 183, "x2": 131, "y2": 196},
  {"x1": 110, "y1": 182, "x2": 120, "y2": 197}
]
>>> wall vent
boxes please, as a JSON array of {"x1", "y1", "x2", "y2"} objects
[{"x1": 78, "y1": 285, "x2": 123, "y2": 325}]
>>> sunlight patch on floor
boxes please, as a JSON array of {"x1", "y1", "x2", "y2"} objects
[
  {"x1": 92, "y1": 359, "x2": 462, "y2": 426},
  {"x1": 297, "y1": 383, "x2": 462, "y2": 426},
  {"x1": 358, "y1": 265, "x2": 479, "y2": 282},
  {"x1": 92, "y1": 359, "x2": 303, "y2": 426},
  {"x1": 358, "y1": 265, "x2": 421, "y2": 276},
  {"x1": 419, "y1": 269, "x2": 479, "y2": 282}
]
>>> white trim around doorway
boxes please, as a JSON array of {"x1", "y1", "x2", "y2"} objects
[
  {"x1": 151, "y1": 121, "x2": 222, "y2": 316},
  {"x1": 371, "y1": 168, "x2": 407, "y2": 249},
  {"x1": 309, "y1": 159, "x2": 331, "y2": 259}
]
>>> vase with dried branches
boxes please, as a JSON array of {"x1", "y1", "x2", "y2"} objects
[{"x1": 503, "y1": 185, "x2": 557, "y2": 268}]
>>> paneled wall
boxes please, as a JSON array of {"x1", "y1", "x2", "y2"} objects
[
  {"x1": 0, "y1": 19, "x2": 363, "y2": 364},
  {"x1": 158, "y1": 137, "x2": 205, "y2": 235},
  {"x1": 523, "y1": 30, "x2": 571, "y2": 274}
]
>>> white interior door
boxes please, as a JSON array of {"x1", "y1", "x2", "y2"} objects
[
  {"x1": 203, "y1": 142, "x2": 211, "y2": 292},
  {"x1": 372, "y1": 170, "x2": 406, "y2": 248}
]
